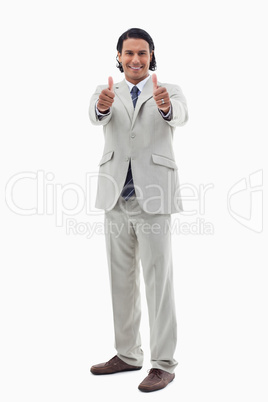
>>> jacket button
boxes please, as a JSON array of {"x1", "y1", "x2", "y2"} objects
[
  {"x1": 131, "y1": 133, "x2": 136, "y2": 138},
  {"x1": 125, "y1": 157, "x2": 129, "y2": 162}
]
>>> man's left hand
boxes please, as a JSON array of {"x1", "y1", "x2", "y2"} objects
[{"x1": 152, "y1": 73, "x2": 171, "y2": 114}]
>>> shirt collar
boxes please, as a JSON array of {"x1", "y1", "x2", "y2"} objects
[{"x1": 125, "y1": 75, "x2": 151, "y2": 93}]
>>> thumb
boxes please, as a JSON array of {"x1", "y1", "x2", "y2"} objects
[
  {"x1": 108, "y1": 76, "x2": 114, "y2": 92},
  {"x1": 152, "y1": 73, "x2": 158, "y2": 91}
]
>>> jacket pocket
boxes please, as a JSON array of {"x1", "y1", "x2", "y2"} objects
[
  {"x1": 98, "y1": 150, "x2": 114, "y2": 166},
  {"x1": 152, "y1": 154, "x2": 178, "y2": 170}
]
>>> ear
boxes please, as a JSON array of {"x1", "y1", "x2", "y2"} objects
[
  {"x1": 117, "y1": 51, "x2": 122, "y2": 63},
  {"x1": 150, "y1": 51, "x2": 154, "y2": 62}
]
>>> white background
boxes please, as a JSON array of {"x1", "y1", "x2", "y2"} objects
[{"x1": 1, "y1": 0, "x2": 267, "y2": 401}]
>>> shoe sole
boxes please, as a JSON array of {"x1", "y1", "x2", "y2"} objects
[{"x1": 91, "y1": 366, "x2": 142, "y2": 375}]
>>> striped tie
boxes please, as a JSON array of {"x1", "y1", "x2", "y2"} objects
[{"x1": 121, "y1": 86, "x2": 139, "y2": 200}]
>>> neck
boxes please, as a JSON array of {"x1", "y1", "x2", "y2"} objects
[{"x1": 125, "y1": 73, "x2": 150, "y2": 85}]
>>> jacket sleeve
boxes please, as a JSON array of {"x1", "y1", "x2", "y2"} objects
[
  {"x1": 88, "y1": 84, "x2": 113, "y2": 126},
  {"x1": 166, "y1": 84, "x2": 188, "y2": 128}
]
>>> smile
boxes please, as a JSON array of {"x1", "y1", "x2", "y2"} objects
[{"x1": 128, "y1": 66, "x2": 142, "y2": 70}]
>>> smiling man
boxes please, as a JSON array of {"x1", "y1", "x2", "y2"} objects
[
  {"x1": 119, "y1": 38, "x2": 151, "y2": 82},
  {"x1": 89, "y1": 28, "x2": 188, "y2": 392}
]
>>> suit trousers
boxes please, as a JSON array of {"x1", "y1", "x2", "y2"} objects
[{"x1": 104, "y1": 195, "x2": 178, "y2": 373}]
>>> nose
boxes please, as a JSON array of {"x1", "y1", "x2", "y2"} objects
[{"x1": 132, "y1": 54, "x2": 140, "y2": 65}]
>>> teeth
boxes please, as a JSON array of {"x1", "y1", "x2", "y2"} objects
[{"x1": 130, "y1": 66, "x2": 141, "y2": 70}]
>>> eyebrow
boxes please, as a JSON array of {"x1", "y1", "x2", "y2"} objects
[{"x1": 124, "y1": 49, "x2": 148, "y2": 52}]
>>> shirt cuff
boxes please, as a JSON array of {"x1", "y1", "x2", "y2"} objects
[
  {"x1": 95, "y1": 100, "x2": 111, "y2": 119},
  {"x1": 158, "y1": 105, "x2": 172, "y2": 120}
]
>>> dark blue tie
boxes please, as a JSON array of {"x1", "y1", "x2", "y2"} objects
[
  {"x1": 131, "y1": 85, "x2": 139, "y2": 108},
  {"x1": 121, "y1": 86, "x2": 139, "y2": 200}
]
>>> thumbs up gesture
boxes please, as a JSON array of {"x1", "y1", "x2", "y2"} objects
[
  {"x1": 97, "y1": 76, "x2": 115, "y2": 113},
  {"x1": 152, "y1": 73, "x2": 171, "y2": 114}
]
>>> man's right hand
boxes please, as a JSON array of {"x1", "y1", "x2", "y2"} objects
[{"x1": 97, "y1": 77, "x2": 115, "y2": 113}]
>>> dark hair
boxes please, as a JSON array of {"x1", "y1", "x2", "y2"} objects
[{"x1": 116, "y1": 28, "x2": 157, "y2": 72}]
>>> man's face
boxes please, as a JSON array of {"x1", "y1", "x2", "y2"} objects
[{"x1": 118, "y1": 38, "x2": 153, "y2": 84}]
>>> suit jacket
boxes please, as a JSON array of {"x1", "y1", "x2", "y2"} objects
[{"x1": 89, "y1": 76, "x2": 188, "y2": 214}]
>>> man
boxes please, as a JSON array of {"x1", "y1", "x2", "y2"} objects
[{"x1": 89, "y1": 28, "x2": 188, "y2": 392}]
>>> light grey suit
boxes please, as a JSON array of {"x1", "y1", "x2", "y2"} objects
[
  {"x1": 89, "y1": 77, "x2": 188, "y2": 214},
  {"x1": 89, "y1": 76, "x2": 188, "y2": 373}
]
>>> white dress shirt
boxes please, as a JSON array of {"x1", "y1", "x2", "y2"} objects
[{"x1": 96, "y1": 75, "x2": 171, "y2": 119}]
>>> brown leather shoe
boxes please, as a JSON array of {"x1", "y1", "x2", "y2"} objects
[
  {"x1": 90, "y1": 355, "x2": 142, "y2": 375},
  {"x1": 138, "y1": 368, "x2": 175, "y2": 392}
]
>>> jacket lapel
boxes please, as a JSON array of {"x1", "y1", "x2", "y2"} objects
[
  {"x1": 114, "y1": 80, "x2": 133, "y2": 121},
  {"x1": 132, "y1": 77, "x2": 153, "y2": 128},
  {"x1": 114, "y1": 77, "x2": 154, "y2": 127}
]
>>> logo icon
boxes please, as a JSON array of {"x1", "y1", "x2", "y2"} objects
[{"x1": 227, "y1": 170, "x2": 263, "y2": 233}]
